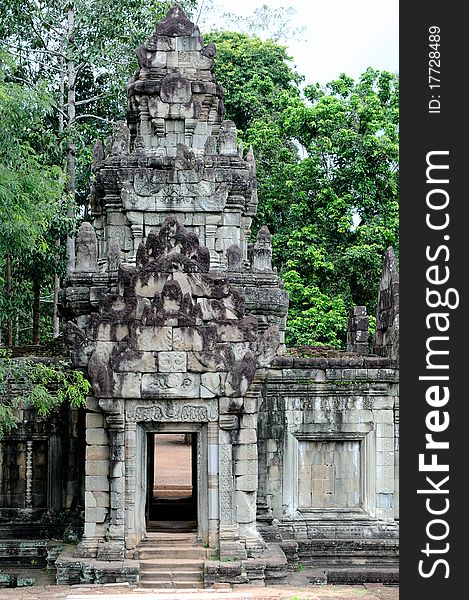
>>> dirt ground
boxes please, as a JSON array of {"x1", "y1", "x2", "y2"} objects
[
  {"x1": 0, "y1": 582, "x2": 399, "y2": 600},
  {"x1": 154, "y1": 433, "x2": 192, "y2": 495}
]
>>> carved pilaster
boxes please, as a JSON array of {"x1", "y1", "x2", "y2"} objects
[
  {"x1": 25, "y1": 440, "x2": 33, "y2": 509},
  {"x1": 96, "y1": 411, "x2": 125, "y2": 560},
  {"x1": 125, "y1": 422, "x2": 137, "y2": 550}
]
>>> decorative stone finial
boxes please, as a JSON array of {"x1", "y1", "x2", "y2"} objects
[
  {"x1": 226, "y1": 244, "x2": 243, "y2": 272},
  {"x1": 346, "y1": 306, "x2": 369, "y2": 355},
  {"x1": 108, "y1": 121, "x2": 130, "y2": 156},
  {"x1": 252, "y1": 226, "x2": 273, "y2": 273},
  {"x1": 219, "y1": 120, "x2": 238, "y2": 156},
  {"x1": 246, "y1": 145, "x2": 256, "y2": 175},
  {"x1": 156, "y1": 3, "x2": 195, "y2": 37},
  {"x1": 373, "y1": 247, "x2": 399, "y2": 361},
  {"x1": 92, "y1": 140, "x2": 104, "y2": 173},
  {"x1": 107, "y1": 241, "x2": 121, "y2": 272},
  {"x1": 75, "y1": 222, "x2": 98, "y2": 273}
]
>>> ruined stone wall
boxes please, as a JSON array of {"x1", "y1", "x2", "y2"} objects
[
  {"x1": 373, "y1": 247, "x2": 399, "y2": 362},
  {"x1": 0, "y1": 362, "x2": 84, "y2": 538},
  {"x1": 257, "y1": 354, "x2": 399, "y2": 567}
]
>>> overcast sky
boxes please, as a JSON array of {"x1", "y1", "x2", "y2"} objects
[{"x1": 197, "y1": 0, "x2": 399, "y2": 85}]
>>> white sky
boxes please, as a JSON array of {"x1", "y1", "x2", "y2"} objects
[{"x1": 197, "y1": 0, "x2": 399, "y2": 85}]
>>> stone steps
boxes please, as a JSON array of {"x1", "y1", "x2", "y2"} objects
[
  {"x1": 139, "y1": 546, "x2": 208, "y2": 560},
  {"x1": 138, "y1": 532, "x2": 206, "y2": 589}
]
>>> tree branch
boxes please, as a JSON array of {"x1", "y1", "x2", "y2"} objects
[
  {"x1": 3, "y1": 40, "x2": 66, "y2": 61},
  {"x1": 18, "y1": 3, "x2": 64, "y2": 39},
  {"x1": 3, "y1": 49, "x2": 65, "y2": 74},
  {"x1": 75, "y1": 114, "x2": 113, "y2": 124},
  {"x1": 76, "y1": 93, "x2": 110, "y2": 107}
]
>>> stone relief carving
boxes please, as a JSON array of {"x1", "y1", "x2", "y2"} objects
[
  {"x1": 219, "y1": 443, "x2": 234, "y2": 524},
  {"x1": 126, "y1": 400, "x2": 217, "y2": 422}
]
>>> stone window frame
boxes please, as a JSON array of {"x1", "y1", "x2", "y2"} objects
[
  {"x1": 288, "y1": 426, "x2": 376, "y2": 520},
  {"x1": 0, "y1": 434, "x2": 54, "y2": 512}
]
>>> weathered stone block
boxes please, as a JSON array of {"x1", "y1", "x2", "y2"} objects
[
  {"x1": 136, "y1": 326, "x2": 172, "y2": 351},
  {"x1": 86, "y1": 445, "x2": 110, "y2": 461},
  {"x1": 86, "y1": 476, "x2": 109, "y2": 492},
  {"x1": 111, "y1": 349, "x2": 158, "y2": 373},
  {"x1": 236, "y1": 473, "x2": 257, "y2": 492},
  {"x1": 86, "y1": 428, "x2": 108, "y2": 446},
  {"x1": 86, "y1": 413, "x2": 105, "y2": 428},
  {"x1": 86, "y1": 460, "x2": 109, "y2": 477},
  {"x1": 172, "y1": 327, "x2": 204, "y2": 351},
  {"x1": 235, "y1": 491, "x2": 256, "y2": 523},
  {"x1": 219, "y1": 414, "x2": 239, "y2": 429},
  {"x1": 141, "y1": 372, "x2": 200, "y2": 398},
  {"x1": 240, "y1": 414, "x2": 257, "y2": 429},
  {"x1": 113, "y1": 373, "x2": 142, "y2": 398},
  {"x1": 201, "y1": 372, "x2": 222, "y2": 394},
  {"x1": 85, "y1": 507, "x2": 107, "y2": 524},
  {"x1": 92, "y1": 491, "x2": 110, "y2": 508},
  {"x1": 135, "y1": 273, "x2": 169, "y2": 297}
]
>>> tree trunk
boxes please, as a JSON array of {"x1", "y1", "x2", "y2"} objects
[
  {"x1": 6, "y1": 255, "x2": 13, "y2": 346},
  {"x1": 32, "y1": 281, "x2": 41, "y2": 345},
  {"x1": 53, "y1": 274, "x2": 60, "y2": 338},
  {"x1": 53, "y1": 50, "x2": 66, "y2": 337},
  {"x1": 66, "y1": 5, "x2": 76, "y2": 274}
]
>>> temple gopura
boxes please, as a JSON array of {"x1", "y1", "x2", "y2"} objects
[{"x1": 0, "y1": 4, "x2": 399, "y2": 587}]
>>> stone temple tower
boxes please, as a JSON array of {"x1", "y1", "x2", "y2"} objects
[
  {"x1": 58, "y1": 3, "x2": 398, "y2": 586},
  {"x1": 60, "y1": 2, "x2": 289, "y2": 580}
]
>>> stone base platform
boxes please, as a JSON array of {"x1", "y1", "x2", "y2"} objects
[{"x1": 55, "y1": 547, "x2": 139, "y2": 586}]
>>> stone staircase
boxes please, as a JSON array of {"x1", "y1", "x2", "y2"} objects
[{"x1": 138, "y1": 531, "x2": 208, "y2": 589}]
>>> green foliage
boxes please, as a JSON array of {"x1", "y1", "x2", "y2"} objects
[
  {"x1": 0, "y1": 56, "x2": 73, "y2": 343},
  {"x1": 0, "y1": 55, "x2": 66, "y2": 255},
  {"x1": 204, "y1": 31, "x2": 302, "y2": 132},
  {"x1": 0, "y1": 348, "x2": 90, "y2": 440},
  {"x1": 203, "y1": 34, "x2": 391, "y2": 348},
  {"x1": 283, "y1": 271, "x2": 348, "y2": 348},
  {"x1": 239, "y1": 66, "x2": 399, "y2": 347}
]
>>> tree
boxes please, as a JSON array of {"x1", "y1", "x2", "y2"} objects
[
  {"x1": 264, "y1": 69, "x2": 399, "y2": 347},
  {"x1": 197, "y1": 2, "x2": 305, "y2": 43},
  {"x1": 0, "y1": 56, "x2": 69, "y2": 346},
  {"x1": 203, "y1": 31, "x2": 303, "y2": 231},
  {"x1": 0, "y1": 349, "x2": 90, "y2": 440},
  {"x1": 205, "y1": 31, "x2": 302, "y2": 132},
  {"x1": 204, "y1": 35, "x2": 398, "y2": 348}
]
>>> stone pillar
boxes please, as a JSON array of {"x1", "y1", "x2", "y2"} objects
[
  {"x1": 75, "y1": 404, "x2": 109, "y2": 559},
  {"x1": 234, "y1": 374, "x2": 266, "y2": 553},
  {"x1": 207, "y1": 421, "x2": 219, "y2": 548},
  {"x1": 252, "y1": 226, "x2": 273, "y2": 273},
  {"x1": 25, "y1": 440, "x2": 33, "y2": 509},
  {"x1": 97, "y1": 413, "x2": 126, "y2": 560},
  {"x1": 125, "y1": 421, "x2": 138, "y2": 550},
  {"x1": 218, "y1": 429, "x2": 234, "y2": 528},
  {"x1": 218, "y1": 429, "x2": 246, "y2": 559}
]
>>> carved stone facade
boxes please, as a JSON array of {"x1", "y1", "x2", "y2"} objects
[{"x1": 54, "y1": 4, "x2": 399, "y2": 586}]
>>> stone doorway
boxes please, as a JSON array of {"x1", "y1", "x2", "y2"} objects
[{"x1": 146, "y1": 432, "x2": 198, "y2": 531}]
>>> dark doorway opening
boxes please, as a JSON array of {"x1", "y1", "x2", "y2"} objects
[{"x1": 146, "y1": 433, "x2": 197, "y2": 531}]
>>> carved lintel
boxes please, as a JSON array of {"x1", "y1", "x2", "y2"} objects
[{"x1": 125, "y1": 399, "x2": 218, "y2": 422}]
